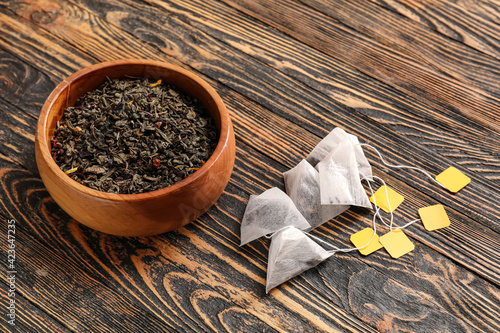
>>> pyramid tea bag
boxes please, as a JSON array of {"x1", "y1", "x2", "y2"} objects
[
  {"x1": 306, "y1": 127, "x2": 372, "y2": 180},
  {"x1": 306, "y1": 127, "x2": 346, "y2": 166},
  {"x1": 284, "y1": 159, "x2": 349, "y2": 230},
  {"x1": 266, "y1": 227, "x2": 332, "y2": 293},
  {"x1": 316, "y1": 139, "x2": 372, "y2": 208},
  {"x1": 348, "y1": 133, "x2": 373, "y2": 180},
  {"x1": 240, "y1": 187, "x2": 311, "y2": 246}
]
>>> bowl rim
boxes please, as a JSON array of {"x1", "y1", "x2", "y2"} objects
[{"x1": 35, "y1": 58, "x2": 233, "y2": 202}]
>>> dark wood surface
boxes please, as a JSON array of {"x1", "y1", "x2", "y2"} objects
[{"x1": 1, "y1": 0, "x2": 499, "y2": 332}]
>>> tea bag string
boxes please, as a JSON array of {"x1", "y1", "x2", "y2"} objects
[
  {"x1": 265, "y1": 174, "x2": 419, "y2": 253},
  {"x1": 363, "y1": 173, "x2": 412, "y2": 231},
  {"x1": 359, "y1": 143, "x2": 446, "y2": 190},
  {"x1": 364, "y1": 173, "x2": 421, "y2": 231},
  {"x1": 308, "y1": 173, "x2": 422, "y2": 253},
  {"x1": 264, "y1": 218, "x2": 378, "y2": 253},
  {"x1": 363, "y1": 173, "x2": 393, "y2": 229},
  {"x1": 305, "y1": 208, "x2": 379, "y2": 254}
]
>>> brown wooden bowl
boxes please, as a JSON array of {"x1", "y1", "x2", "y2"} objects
[{"x1": 35, "y1": 59, "x2": 235, "y2": 236}]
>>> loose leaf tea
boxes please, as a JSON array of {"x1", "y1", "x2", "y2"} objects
[{"x1": 51, "y1": 77, "x2": 218, "y2": 194}]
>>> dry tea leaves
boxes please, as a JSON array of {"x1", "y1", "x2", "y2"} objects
[{"x1": 51, "y1": 77, "x2": 218, "y2": 194}]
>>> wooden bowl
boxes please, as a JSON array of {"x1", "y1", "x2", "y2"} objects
[{"x1": 35, "y1": 59, "x2": 235, "y2": 236}]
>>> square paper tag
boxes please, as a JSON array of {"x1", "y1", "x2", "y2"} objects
[
  {"x1": 418, "y1": 204, "x2": 450, "y2": 231},
  {"x1": 379, "y1": 229, "x2": 414, "y2": 259},
  {"x1": 435, "y1": 167, "x2": 470, "y2": 193},
  {"x1": 350, "y1": 227, "x2": 383, "y2": 256},
  {"x1": 370, "y1": 185, "x2": 404, "y2": 213}
]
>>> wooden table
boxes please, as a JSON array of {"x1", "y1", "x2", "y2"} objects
[{"x1": 1, "y1": 0, "x2": 499, "y2": 332}]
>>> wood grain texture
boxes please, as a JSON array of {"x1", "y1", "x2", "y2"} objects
[
  {"x1": 139, "y1": 0, "x2": 500, "y2": 184},
  {"x1": 0, "y1": 43, "x2": 378, "y2": 333},
  {"x1": 0, "y1": 0, "x2": 499, "y2": 332},
  {"x1": 0, "y1": 7, "x2": 94, "y2": 79},
  {"x1": 3, "y1": 59, "x2": 498, "y2": 330},
  {"x1": 370, "y1": 0, "x2": 500, "y2": 60},
  {"x1": 0, "y1": 159, "x2": 376, "y2": 332},
  {"x1": 298, "y1": 0, "x2": 500, "y2": 94},
  {"x1": 1, "y1": 3, "x2": 498, "y2": 284},
  {"x1": 221, "y1": 0, "x2": 500, "y2": 131},
  {"x1": 0, "y1": 50, "x2": 58, "y2": 116},
  {"x1": 0, "y1": 280, "x2": 71, "y2": 333},
  {"x1": 3, "y1": 0, "x2": 498, "y2": 231},
  {"x1": 0, "y1": 165, "x2": 284, "y2": 332},
  {"x1": 0, "y1": 200, "x2": 178, "y2": 332},
  {"x1": 1, "y1": 0, "x2": 498, "y2": 274},
  {"x1": 0, "y1": 60, "x2": 379, "y2": 329},
  {"x1": 194, "y1": 0, "x2": 500, "y2": 228},
  {"x1": 0, "y1": 98, "x2": 38, "y2": 174}
]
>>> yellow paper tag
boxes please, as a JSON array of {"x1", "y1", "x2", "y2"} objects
[
  {"x1": 435, "y1": 167, "x2": 470, "y2": 193},
  {"x1": 350, "y1": 228, "x2": 383, "y2": 256},
  {"x1": 370, "y1": 185, "x2": 404, "y2": 213},
  {"x1": 379, "y1": 229, "x2": 414, "y2": 259},
  {"x1": 418, "y1": 204, "x2": 450, "y2": 231}
]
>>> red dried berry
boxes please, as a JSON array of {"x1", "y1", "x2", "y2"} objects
[
  {"x1": 152, "y1": 158, "x2": 161, "y2": 168},
  {"x1": 50, "y1": 137, "x2": 58, "y2": 147}
]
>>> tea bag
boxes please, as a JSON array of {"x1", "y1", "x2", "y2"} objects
[
  {"x1": 316, "y1": 139, "x2": 372, "y2": 208},
  {"x1": 240, "y1": 187, "x2": 311, "y2": 246},
  {"x1": 284, "y1": 159, "x2": 349, "y2": 230},
  {"x1": 266, "y1": 227, "x2": 332, "y2": 293},
  {"x1": 306, "y1": 127, "x2": 372, "y2": 180}
]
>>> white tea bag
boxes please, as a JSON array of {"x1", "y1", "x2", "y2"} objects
[
  {"x1": 348, "y1": 134, "x2": 372, "y2": 180},
  {"x1": 284, "y1": 159, "x2": 349, "y2": 230},
  {"x1": 240, "y1": 187, "x2": 311, "y2": 246},
  {"x1": 316, "y1": 139, "x2": 372, "y2": 208},
  {"x1": 306, "y1": 127, "x2": 347, "y2": 166},
  {"x1": 266, "y1": 227, "x2": 332, "y2": 293},
  {"x1": 306, "y1": 127, "x2": 372, "y2": 180}
]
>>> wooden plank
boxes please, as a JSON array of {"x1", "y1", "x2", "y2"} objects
[
  {"x1": 6, "y1": 0, "x2": 495, "y2": 233},
  {"x1": 1, "y1": 70, "x2": 499, "y2": 331},
  {"x1": 369, "y1": 0, "x2": 500, "y2": 60},
  {"x1": 0, "y1": 3, "x2": 498, "y2": 287},
  {"x1": 0, "y1": 50, "x2": 60, "y2": 116},
  {"x1": 0, "y1": 280, "x2": 71, "y2": 333},
  {"x1": 296, "y1": 0, "x2": 500, "y2": 94},
  {"x1": 0, "y1": 165, "x2": 291, "y2": 332},
  {"x1": 219, "y1": 0, "x2": 500, "y2": 133},
  {"x1": 0, "y1": 2, "x2": 499, "y2": 331},
  {"x1": 140, "y1": 0, "x2": 500, "y2": 178},
  {"x1": 0, "y1": 98, "x2": 39, "y2": 175},
  {"x1": 2, "y1": 154, "x2": 494, "y2": 332},
  {"x1": 3, "y1": 67, "x2": 499, "y2": 293},
  {"x1": 0, "y1": 64, "x2": 375, "y2": 330},
  {"x1": 0, "y1": 20, "x2": 372, "y2": 332},
  {"x1": 0, "y1": 215, "x2": 180, "y2": 332},
  {"x1": 0, "y1": 159, "x2": 377, "y2": 332},
  {"x1": 3, "y1": 0, "x2": 498, "y2": 195},
  {"x1": 207, "y1": 166, "x2": 500, "y2": 332},
  {"x1": 0, "y1": 8, "x2": 94, "y2": 79},
  {"x1": 139, "y1": 0, "x2": 499, "y2": 229},
  {"x1": 178, "y1": 184, "x2": 500, "y2": 333},
  {"x1": 0, "y1": 0, "x2": 161, "y2": 68}
]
